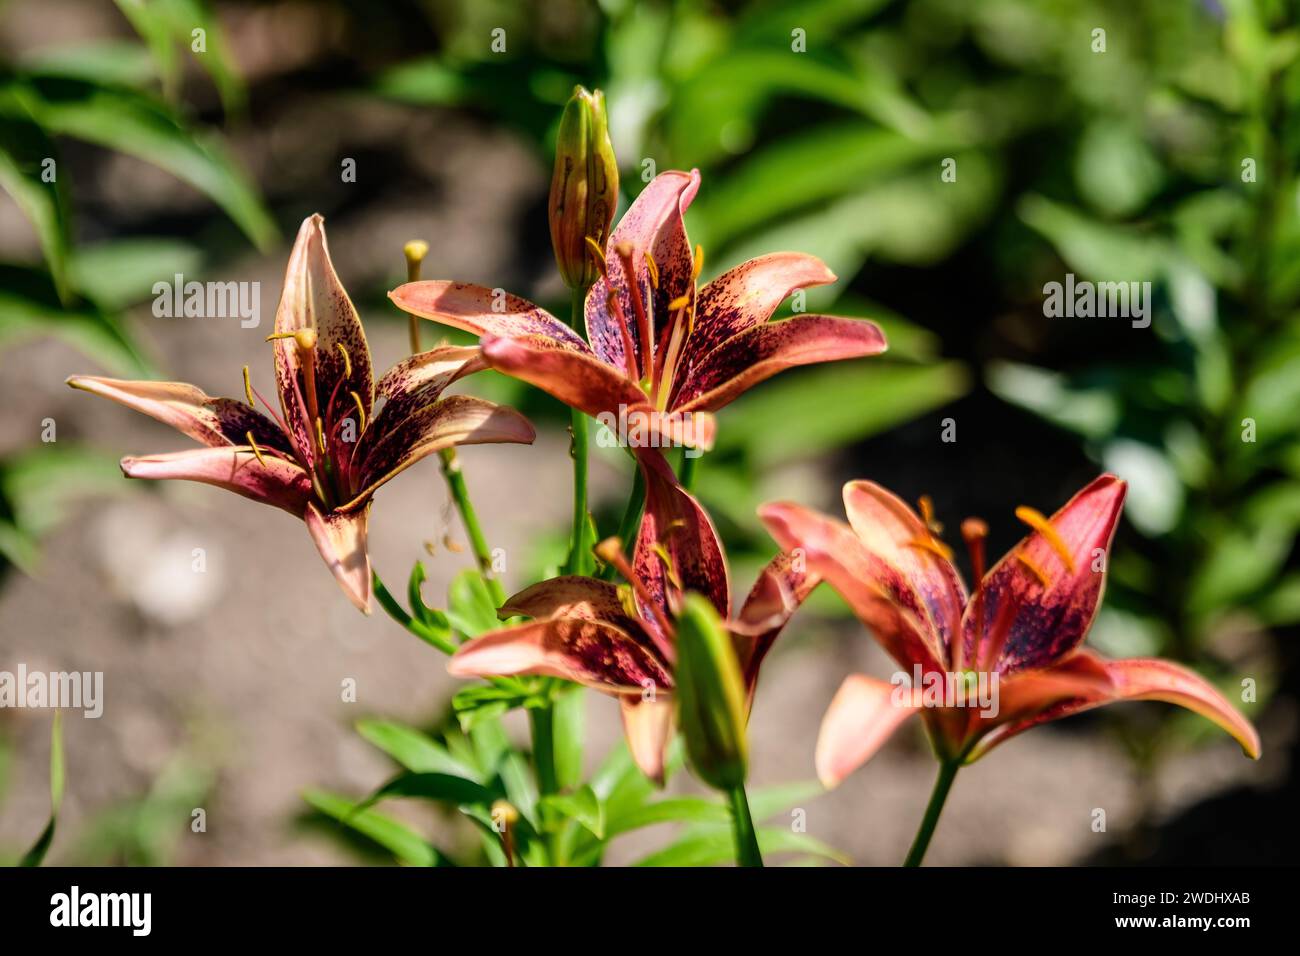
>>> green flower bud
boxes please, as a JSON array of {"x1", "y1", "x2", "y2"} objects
[
  {"x1": 549, "y1": 86, "x2": 618, "y2": 290},
  {"x1": 675, "y1": 593, "x2": 748, "y2": 791}
]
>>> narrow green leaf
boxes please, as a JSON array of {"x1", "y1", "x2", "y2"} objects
[
  {"x1": 355, "y1": 719, "x2": 480, "y2": 781},
  {"x1": 302, "y1": 788, "x2": 442, "y2": 867},
  {"x1": 19, "y1": 711, "x2": 64, "y2": 867},
  {"x1": 0, "y1": 89, "x2": 72, "y2": 300},
  {"x1": 541, "y1": 785, "x2": 604, "y2": 839}
]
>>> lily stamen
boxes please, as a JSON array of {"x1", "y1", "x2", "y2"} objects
[
  {"x1": 643, "y1": 251, "x2": 660, "y2": 290},
  {"x1": 614, "y1": 242, "x2": 654, "y2": 381},
  {"x1": 244, "y1": 431, "x2": 268, "y2": 468},
  {"x1": 1016, "y1": 552, "x2": 1052, "y2": 588},
  {"x1": 908, "y1": 535, "x2": 954, "y2": 562},
  {"x1": 1014, "y1": 505, "x2": 1075, "y2": 572},
  {"x1": 349, "y1": 390, "x2": 367, "y2": 432},
  {"x1": 604, "y1": 289, "x2": 641, "y2": 381},
  {"x1": 336, "y1": 342, "x2": 352, "y2": 380},
  {"x1": 242, "y1": 365, "x2": 256, "y2": 407},
  {"x1": 584, "y1": 236, "x2": 609, "y2": 280},
  {"x1": 957, "y1": 518, "x2": 989, "y2": 672},
  {"x1": 594, "y1": 536, "x2": 676, "y2": 642}
]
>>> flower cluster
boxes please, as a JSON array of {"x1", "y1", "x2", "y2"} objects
[{"x1": 71, "y1": 88, "x2": 1259, "y2": 868}]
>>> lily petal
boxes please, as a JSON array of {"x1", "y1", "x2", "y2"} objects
[
  {"x1": 274, "y1": 214, "x2": 375, "y2": 466},
  {"x1": 371, "y1": 344, "x2": 486, "y2": 430},
  {"x1": 67, "y1": 376, "x2": 292, "y2": 454},
  {"x1": 634, "y1": 450, "x2": 730, "y2": 624},
  {"x1": 501, "y1": 575, "x2": 634, "y2": 626},
  {"x1": 759, "y1": 501, "x2": 947, "y2": 672},
  {"x1": 448, "y1": 618, "x2": 673, "y2": 694},
  {"x1": 586, "y1": 169, "x2": 701, "y2": 372},
  {"x1": 963, "y1": 475, "x2": 1127, "y2": 673},
  {"x1": 816, "y1": 674, "x2": 919, "y2": 788},
  {"x1": 673, "y1": 315, "x2": 887, "y2": 413},
  {"x1": 304, "y1": 502, "x2": 372, "y2": 613},
  {"x1": 733, "y1": 551, "x2": 819, "y2": 695},
  {"x1": 349, "y1": 394, "x2": 534, "y2": 507},
  {"x1": 620, "y1": 694, "x2": 675, "y2": 785},
  {"x1": 689, "y1": 252, "x2": 837, "y2": 360},
  {"x1": 479, "y1": 333, "x2": 650, "y2": 420},
  {"x1": 388, "y1": 281, "x2": 589, "y2": 352},
  {"x1": 841, "y1": 481, "x2": 966, "y2": 663},
  {"x1": 121, "y1": 446, "x2": 312, "y2": 515},
  {"x1": 970, "y1": 650, "x2": 1261, "y2": 761}
]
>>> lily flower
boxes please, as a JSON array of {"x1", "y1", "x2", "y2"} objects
[
  {"x1": 68, "y1": 215, "x2": 535, "y2": 613},
  {"x1": 388, "y1": 170, "x2": 887, "y2": 452},
  {"x1": 759, "y1": 475, "x2": 1261, "y2": 789},
  {"x1": 447, "y1": 452, "x2": 816, "y2": 782}
]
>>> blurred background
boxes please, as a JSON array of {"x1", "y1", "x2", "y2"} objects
[{"x1": 0, "y1": 0, "x2": 1296, "y2": 865}]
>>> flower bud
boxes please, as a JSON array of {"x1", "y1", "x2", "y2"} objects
[
  {"x1": 549, "y1": 86, "x2": 618, "y2": 290},
  {"x1": 674, "y1": 593, "x2": 748, "y2": 791}
]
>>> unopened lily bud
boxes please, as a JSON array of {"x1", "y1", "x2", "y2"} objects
[
  {"x1": 549, "y1": 86, "x2": 618, "y2": 290},
  {"x1": 675, "y1": 593, "x2": 748, "y2": 791}
]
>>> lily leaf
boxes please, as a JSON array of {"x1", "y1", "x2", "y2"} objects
[
  {"x1": 359, "y1": 772, "x2": 495, "y2": 810},
  {"x1": 541, "y1": 785, "x2": 604, "y2": 840},
  {"x1": 302, "y1": 789, "x2": 445, "y2": 867},
  {"x1": 0, "y1": 88, "x2": 72, "y2": 301},
  {"x1": 355, "y1": 719, "x2": 481, "y2": 781},
  {"x1": 446, "y1": 568, "x2": 501, "y2": 638},
  {"x1": 20, "y1": 711, "x2": 64, "y2": 867}
]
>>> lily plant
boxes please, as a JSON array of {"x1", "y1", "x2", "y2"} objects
[
  {"x1": 68, "y1": 215, "x2": 535, "y2": 612},
  {"x1": 760, "y1": 475, "x2": 1261, "y2": 865},
  {"x1": 447, "y1": 451, "x2": 814, "y2": 863}
]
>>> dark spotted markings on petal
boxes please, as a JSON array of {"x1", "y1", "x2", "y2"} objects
[
  {"x1": 961, "y1": 475, "x2": 1126, "y2": 674},
  {"x1": 733, "y1": 550, "x2": 819, "y2": 693},
  {"x1": 65, "y1": 376, "x2": 296, "y2": 456},
  {"x1": 633, "y1": 449, "x2": 730, "y2": 628},
  {"x1": 389, "y1": 280, "x2": 589, "y2": 352},
  {"x1": 449, "y1": 618, "x2": 673, "y2": 693},
  {"x1": 348, "y1": 394, "x2": 534, "y2": 506},
  {"x1": 585, "y1": 170, "x2": 701, "y2": 372},
  {"x1": 369, "y1": 345, "x2": 485, "y2": 436},
  {"x1": 273, "y1": 215, "x2": 374, "y2": 467},
  {"x1": 687, "y1": 252, "x2": 837, "y2": 361},
  {"x1": 120, "y1": 446, "x2": 313, "y2": 515},
  {"x1": 672, "y1": 314, "x2": 887, "y2": 413}
]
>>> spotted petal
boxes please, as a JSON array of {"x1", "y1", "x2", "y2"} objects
[
  {"x1": 305, "y1": 502, "x2": 371, "y2": 613},
  {"x1": 478, "y1": 333, "x2": 650, "y2": 423},
  {"x1": 389, "y1": 281, "x2": 589, "y2": 353},
  {"x1": 120, "y1": 446, "x2": 312, "y2": 514},
  {"x1": 672, "y1": 315, "x2": 887, "y2": 412},
  {"x1": 759, "y1": 501, "x2": 946, "y2": 672},
  {"x1": 969, "y1": 650, "x2": 1261, "y2": 761},
  {"x1": 67, "y1": 376, "x2": 293, "y2": 455},
  {"x1": 585, "y1": 169, "x2": 700, "y2": 374},
  {"x1": 962, "y1": 475, "x2": 1126, "y2": 673},
  {"x1": 347, "y1": 394, "x2": 534, "y2": 507},
  {"x1": 634, "y1": 451, "x2": 730, "y2": 628},
  {"x1": 448, "y1": 618, "x2": 673, "y2": 694},
  {"x1": 816, "y1": 674, "x2": 919, "y2": 788},
  {"x1": 273, "y1": 215, "x2": 374, "y2": 468},
  {"x1": 688, "y1": 252, "x2": 837, "y2": 360},
  {"x1": 371, "y1": 345, "x2": 486, "y2": 430},
  {"x1": 841, "y1": 481, "x2": 966, "y2": 663},
  {"x1": 733, "y1": 551, "x2": 819, "y2": 695}
]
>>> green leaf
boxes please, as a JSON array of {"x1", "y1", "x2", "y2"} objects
[
  {"x1": 446, "y1": 569, "x2": 501, "y2": 638},
  {"x1": 406, "y1": 560, "x2": 451, "y2": 632},
  {"x1": 0, "y1": 88, "x2": 72, "y2": 301},
  {"x1": 607, "y1": 797, "x2": 727, "y2": 837},
  {"x1": 634, "y1": 825, "x2": 847, "y2": 867},
  {"x1": 452, "y1": 682, "x2": 545, "y2": 730},
  {"x1": 69, "y1": 236, "x2": 203, "y2": 311},
  {"x1": 541, "y1": 785, "x2": 604, "y2": 839},
  {"x1": 360, "y1": 772, "x2": 494, "y2": 809},
  {"x1": 355, "y1": 719, "x2": 481, "y2": 781},
  {"x1": 0, "y1": 264, "x2": 152, "y2": 378},
  {"x1": 713, "y1": 360, "x2": 970, "y2": 467},
  {"x1": 746, "y1": 780, "x2": 825, "y2": 822},
  {"x1": 302, "y1": 789, "x2": 443, "y2": 867},
  {"x1": 115, "y1": 0, "x2": 247, "y2": 116},
  {"x1": 552, "y1": 684, "x2": 585, "y2": 791},
  {"x1": 12, "y1": 74, "x2": 274, "y2": 250},
  {"x1": 20, "y1": 711, "x2": 63, "y2": 867}
]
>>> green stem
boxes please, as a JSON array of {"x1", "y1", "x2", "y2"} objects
[
  {"x1": 529, "y1": 706, "x2": 558, "y2": 797},
  {"x1": 728, "y1": 784, "x2": 763, "y2": 867},
  {"x1": 903, "y1": 758, "x2": 960, "y2": 867},
  {"x1": 439, "y1": 448, "x2": 505, "y2": 606},
  {"x1": 599, "y1": 467, "x2": 646, "y2": 580},
  {"x1": 565, "y1": 286, "x2": 593, "y2": 575},
  {"x1": 679, "y1": 448, "x2": 702, "y2": 491},
  {"x1": 372, "y1": 571, "x2": 457, "y2": 655},
  {"x1": 566, "y1": 406, "x2": 592, "y2": 574}
]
